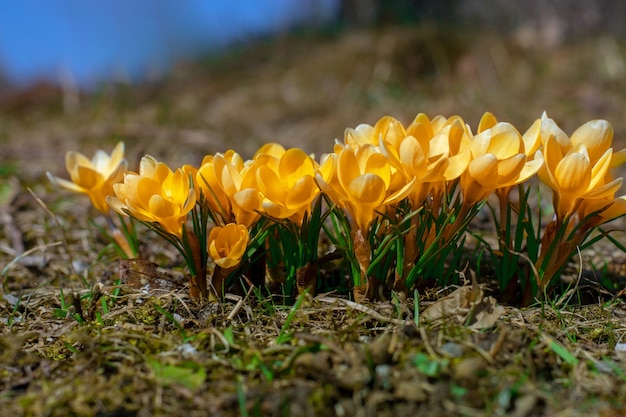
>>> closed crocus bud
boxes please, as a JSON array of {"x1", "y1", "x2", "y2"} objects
[
  {"x1": 107, "y1": 155, "x2": 196, "y2": 238},
  {"x1": 569, "y1": 119, "x2": 626, "y2": 180},
  {"x1": 197, "y1": 152, "x2": 237, "y2": 218},
  {"x1": 570, "y1": 119, "x2": 614, "y2": 163},
  {"x1": 47, "y1": 142, "x2": 127, "y2": 214},
  {"x1": 208, "y1": 223, "x2": 249, "y2": 269}
]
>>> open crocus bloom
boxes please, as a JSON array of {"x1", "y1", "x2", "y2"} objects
[
  {"x1": 338, "y1": 117, "x2": 410, "y2": 198},
  {"x1": 316, "y1": 144, "x2": 415, "y2": 232},
  {"x1": 539, "y1": 134, "x2": 622, "y2": 222},
  {"x1": 255, "y1": 146, "x2": 320, "y2": 225},
  {"x1": 208, "y1": 223, "x2": 249, "y2": 269},
  {"x1": 107, "y1": 155, "x2": 196, "y2": 237},
  {"x1": 461, "y1": 122, "x2": 543, "y2": 206},
  {"x1": 47, "y1": 142, "x2": 127, "y2": 214},
  {"x1": 432, "y1": 120, "x2": 474, "y2": 180},
  {"x1": 197, "y1": 151, "x2": 262, "y2": 227},
  {"x1": 384, "y1": 116, "x2": 472, "y2": 208}
]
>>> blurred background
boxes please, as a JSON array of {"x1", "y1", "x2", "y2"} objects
[
  {"x1": 1, "y1": 0, "x2": 625, "y2": 179},
  {"x1": 0, "y1": 0, "x2": 339, "y2": 88}
]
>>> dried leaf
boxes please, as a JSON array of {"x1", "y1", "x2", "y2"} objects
[
  {"x1": 421, "y1": 285, "x2": 505, "y2": 330},
  {"x1": 119, "y1": 258, "x2": 181, "y2": 292}
]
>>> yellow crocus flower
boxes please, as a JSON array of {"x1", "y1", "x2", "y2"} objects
[
  {"x1": 208, "y1": 223, "x2": 249, "y2": 269},
  {"x1": 398, "y1": 118, "x2": 472, "y2": 208},
  {"x1": 196, "y1": 151, "x2": 262, "y2": 227},
  {"x1": 461, "y1": 122, "x2": 542, "y2": 206},
  {"x1": 107, "y1": 155, "x2": 196, "y2": 238},
  {"x1": 338, "y1": 117, "x2": 410, "y2": 194},
  {"x1": 539, "y1": 135, "x2": 620, "y2": 221},
  {"x1": 316, "y1": 144, "x2": 414, "y2": 232},
  {"x1": 47, "y1": 142, "x2": 127, "y2": 214},
  {"x1": 255, "y1": 146, "x2": 320, "y2": 225}
]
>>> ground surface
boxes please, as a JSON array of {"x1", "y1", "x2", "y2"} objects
[{"x1": 2, "y1": 24, "x2": 626, "y2": 416}]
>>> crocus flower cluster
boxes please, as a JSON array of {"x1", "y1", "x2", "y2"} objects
[{"x1": 48, "y1": 112, "x2": 626, "y2": 304}]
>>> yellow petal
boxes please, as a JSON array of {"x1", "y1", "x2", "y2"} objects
[
  {"x1": 137, "y1": 177, "x2": 161, "y2": 208},
  {"x1": 109, "y1": 142, "x2": 126, "y2": 169},
  {"x1": 47, "y1": 173, "x2": 85, "y2": 193},
  {"x1": 337, "y1": 149, "x2": 360, "y2": 191},
  {"x1": 555, "y1": 152, "x2": 591, "y2": 195},
  {"x1": 279, "y1": 148, "x2": 316, "y2": 182},
  {"x1": 487, "y1": 123, "x2": 523, "y2": 159},
  {"x1": 348, "y1": 174, "x2": 386, "y2": 206},
  {"x1": 254, "y1": 142, "x2": 285, "y2": 159},
  {"x1": 610, "y1": 148, "x2": 626, "y2": 168},
  {"x1": 596, "y1": 195, "x2": 626, "y2": 223},
  {"x1": 358, "y1": 148, "x2": 390, "y2": 187},
  {"x1": 262, "y1": 201, "x2": 292, "y2": 219},
  {"x1": 470, "y1": 130, "x2": 491, "y2": 158},
  {"x1": 375, "y1": 116, "x2": 407, "y2": 149},
  {"x1": 384, "y1": 177, "x2": 416, "y2": 206},
  {"x1": 139, "y1": 155, "x2": 159, "y2": 177},
  {"x1": 495, "y1": 154, "x2": 525, "y2": 186},
  {"x1": 443, "y1": 150, "x2": 470, "y2": 180},
  {"x1": 106, "y1": 195, "x2": 127, "y2": 216},
  {"x1": 407, "y1": 113, "x2": 434, "y2": 138},
  {"x1": 233, "y1": 188, "x2": 262, "y2": 213},
  {"x1": 256, "y1": 165, "x2": 286, "y2": 204},
  {"x1": 345, "y1": 124, "x2": 375, "y2": 147},
  {"x1": 537, "y1": 135, "x2": 564, "y2": 190},
  {"x1": 431, "y1": 115, "x2": 449, "y2": 133},
  {"x1": 477, "y1": 112, "x2": 497, "y2": 133},
  {"x1": 148, "y1": 195, "x2": 176, "y2": 218},
  {"x1": 468, "y1": 154, "x2": 498, "y2": 185},
  {"x1": 516, "y1": 156, "x2": 544, "y2": 184},
  {"x1": 540, "y1": 113, "x2": 571, "y2": 151},
  {"x1": 74, "y1": 165, "x2": 104, "y2": 189},
  {"x1": 285, "y1": 176, "x2": 318, "y2": 210},
  {"x1": 65, "y1": 151, "x2": 92, "y2": 176},
  {"x1": 521, "y1": 118, "x2": 542, "y2": 156},
  {"x1": 584, "y1": 177, "x2": 623, "y2": 200},
  {"x1": 399, "y1": 136, "x2": 428, "y2": 175},
  {"x1": 588, "y1": 148, "x2": 612, "y2": 190},
  {"x1": 570, "y1": 119, "x2": 613, "y2": 162}
]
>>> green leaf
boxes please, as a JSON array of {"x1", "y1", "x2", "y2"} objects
[
  {"x1": 148, "y1": 359, "x2": 206, "y2": 390},
  {"x1": 542, "y1": 334, "x2": 578, "y2": 366}
]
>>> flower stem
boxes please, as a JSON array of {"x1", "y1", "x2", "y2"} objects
[{"x1": 187, "y1": 229, "x2": 207, "y2": 300}]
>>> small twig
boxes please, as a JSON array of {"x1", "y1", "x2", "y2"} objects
[
  {"x1": 226, "y1": 287, "x2": 254, "y2": 321},
  {"x1": 316, "y1": 295, "x2": 407, "y2": 325},
  {"x1": 293, "y1": 332, "x2": 352, "y2": 363},
  {"x1": 419, "y1": 326, "x2": 440, "y2": 359},
  {"x1": 555, "y1": 245, "x2": 584, "y2": 307},
  {"x1": 1, "y1": 241, "x2": 63, "y2": 282},
  {"x1": 27, "y1": 187, "x2": 78, "y2": 277},
  {"x1": 170, "y1": 292, "x2": 195, "y2": 319},
  {"x1": 489, "y1": 325, "x2": 509, "y2": 358}
]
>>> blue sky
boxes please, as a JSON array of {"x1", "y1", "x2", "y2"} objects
[{"x1": 0, "y1": 0, "x2": 338, "y2": 88}]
